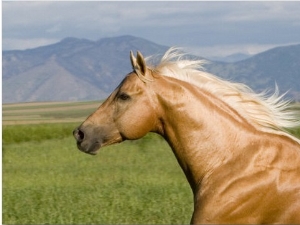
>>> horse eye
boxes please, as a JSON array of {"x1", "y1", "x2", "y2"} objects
[{"x1": 118, "y1": 93, "x2": 130, "y2": 101}]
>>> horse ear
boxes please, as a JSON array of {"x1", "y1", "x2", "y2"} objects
[
  {"x1": 136, "y1": 51, "x2": 147, "y2": 75},
  {"x1": 130, "y1": 51, "x2": 152, "y2": 82},
  {"x1": 130, "y1": 51, "x2": 147, "y2": 76}
]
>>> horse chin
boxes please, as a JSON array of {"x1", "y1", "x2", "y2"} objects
[{"x1": 77, "y1": 141, "x2": 101, "y2": 155}]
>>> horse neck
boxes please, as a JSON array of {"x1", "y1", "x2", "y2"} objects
[{"x1": 153, "y1": 76, "x2": 257, "y2": 192}]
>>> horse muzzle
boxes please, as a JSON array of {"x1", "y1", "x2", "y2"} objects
[
  {"x1": 73, "y1": 125, "x2": 123, "y2": 155},
  {"x1": 73, "y1": 128, "x2": 101, "y2": 155}
]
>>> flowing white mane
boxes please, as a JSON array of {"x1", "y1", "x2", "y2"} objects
[{"x1": 147, "y1": 48, "x2": 300, "y2": 140}]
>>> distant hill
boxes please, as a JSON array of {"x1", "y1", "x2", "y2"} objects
[
  {"x1": 208, "y1": 53, "x2": 252, "y2": 63},
  {"x1": 206, "y1": 44, "x2": 300, "y2": 100},
  {"x1": 2, "y1": 35, "x2": 300, "y2": 103},
  {"x1": 2, "y1": 35, "x2": 168, "y2": 103}
]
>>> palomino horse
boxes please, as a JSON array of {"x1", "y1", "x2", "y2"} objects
[{"x1": 73, "y1": 48, "x2": 300, "y2": 224}]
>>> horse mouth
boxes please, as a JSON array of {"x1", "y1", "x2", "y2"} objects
[{"x1": 77, "y1": 141, "x2": 101, "y2": 155}]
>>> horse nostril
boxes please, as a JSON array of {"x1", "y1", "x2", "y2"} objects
[
  {"x1": 78, "y1": 130, "x2": 84, "y2": 141},
  {"x1": 73, "y1": 128, "x2": 85, "y2": 142}
]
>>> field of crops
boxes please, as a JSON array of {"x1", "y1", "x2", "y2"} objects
[
  {"x1": 2, "y1": 101, "x2": 193, "y2": 224},
  {"x1": 2, "y1": 101, "x2": 102, "y2": 125},
  {"x1": 3, "y1": 101, "x2": 300, "y2": 224}
]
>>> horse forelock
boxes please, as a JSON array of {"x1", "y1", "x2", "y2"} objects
[{"x1": 145, "y1": 47, "x2": 300, "y2": 141}]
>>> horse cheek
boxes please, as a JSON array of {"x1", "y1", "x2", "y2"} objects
[{"x1": 118, "y1": 108, "x2": 155, "y2": 140}]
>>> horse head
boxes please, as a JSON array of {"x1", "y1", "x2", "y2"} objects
[{"x1": 73, "y1": 51, "x2": 159, "y2": 155}]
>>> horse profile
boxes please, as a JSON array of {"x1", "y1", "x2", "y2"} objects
[{"x1": 73, "y1": 48, "x2": 300, "y2": 224}]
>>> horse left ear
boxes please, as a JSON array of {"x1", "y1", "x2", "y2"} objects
[
  {"x1": 136, "y1": 51, "x2": 147, "y2": 75},
  {"x1": 130, "y1": 51, "x2": 151, "y2": 81},
  {"x1": 130, "y1": 51, "x2": 137, "y2": 70}
]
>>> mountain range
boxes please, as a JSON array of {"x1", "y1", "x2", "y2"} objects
[{"x1": 2, "y1": 35, "x2": 300, "y2": 103}]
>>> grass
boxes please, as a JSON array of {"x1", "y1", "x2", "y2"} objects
[
  {"x1": 2, "y1": 102, "x2": 193, "y2": 224},
  {"x1": 288, "y1": 127, "x2": 300, "y2": 139},
  {"x1": 3, "y1": 123, "x2": 76, "y2": 145},
  {"x1": 2, "y1": 101, "x2": 300, "y2": 224},
  {"x1": 3, "y1": 130, "x2": 193, "y2": 224}
]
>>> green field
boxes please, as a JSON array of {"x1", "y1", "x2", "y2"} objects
[
  {"x1": 3, "y1": 101, "x2": 300, "y2": 224},
  {"x1": 2, "y1": 101, "x2": 193, "y2": 224}
]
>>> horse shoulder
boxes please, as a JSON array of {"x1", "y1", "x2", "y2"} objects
[{"x1": 192, "y1": 132, "x2": 300, "y2": 224}]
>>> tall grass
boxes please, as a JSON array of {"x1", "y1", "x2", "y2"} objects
[
  {"x1": 3, "y1": 106, "x2": 300, "y2": 224},
  {"x1": 3, "y1": 123, "x2": 77, "y2": 144},
  {"x1": 3, "y1": 123, "x2": 193, "y2": 224}
]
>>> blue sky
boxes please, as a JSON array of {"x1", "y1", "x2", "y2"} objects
[{"x1": 2, "y1": 1, "x2": 300, "y2": 58}]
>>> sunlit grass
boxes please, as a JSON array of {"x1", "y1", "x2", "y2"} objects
[
  {"x1": 3, "y1": 124, "x2": 193, "y2": 224},
  {"x1": 2, "y1": 101, "x2": 300, "y2": 224}
]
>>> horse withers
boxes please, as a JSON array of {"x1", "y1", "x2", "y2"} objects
[{"x1": 74, "y1": 48, "x2": 300, "y2": 224}]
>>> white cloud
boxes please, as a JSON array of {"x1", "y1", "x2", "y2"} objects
[
  {"x1": 46, "y1": 24, "x2": 62, "y2": 34},
  {"x1": 222, "y1": 2, "x2": 300, "y2": 23},
  {"x1": 2, "y1": 1, "x2": 300, "y2": 55}
]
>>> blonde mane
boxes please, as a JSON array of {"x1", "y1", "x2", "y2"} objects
[{"x1": 147, "y1": 48, "x2": 300, "y2": 141}]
